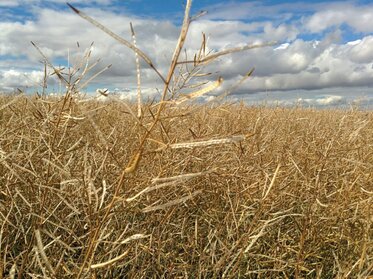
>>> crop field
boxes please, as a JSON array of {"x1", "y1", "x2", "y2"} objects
[
  {"x1": 1, "y1": 0, "x2": 373, "y2": 278},
  {"x1": 0, "y1": 94, "x2": 372, "y2": 278}
]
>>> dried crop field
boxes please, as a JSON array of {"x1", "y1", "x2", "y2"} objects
[
  {"x1": 0, "y1": 95, "x2": 372, "y2": 278},
  {"x1": 1, "y1": 0, "x2": 373, "y2": 277}
]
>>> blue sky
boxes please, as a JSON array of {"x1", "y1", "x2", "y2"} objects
[{"x1": 1, "y1": 0, "x2": 373, "y2": 108}]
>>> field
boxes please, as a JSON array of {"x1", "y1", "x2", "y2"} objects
[
  {"x1": 1, "y1": 0, "x2": 373, "y2": 277},
  {"x1": 0, "y1": 94, "x2": 372, "y2": 278}
]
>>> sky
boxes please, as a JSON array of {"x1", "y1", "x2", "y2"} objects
[{"x1": 1, "y1": 0, "x2": 373, "y2": 108}]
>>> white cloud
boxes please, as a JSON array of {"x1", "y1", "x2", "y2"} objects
[
  {"x1": 263, "y1": 22, "x2": 299, "y2": 42},
  {"x1": 0, "y1": 1, "x2": 19, "y2": 7},
  {"x1": 298, "y1": 95, "x2": 345, "y2": 106},
  {"x1": 0, "y1": 69, "x2": 45, "y2": 91},
  {"x1": 274, "y1": 43, "x2": 290, "y2": 50},
  {"x1": 1, "y1": 1, "x2": 373, "y2": 108},
  {"x1": 238, "y1": 89, "x2": 373, "y2": 109},
  {"x1": 305, "y1": 3, "x2": 373, "y2": 33},
  {"x1": 93, "y1": 87, "x2": 159, "y2": 103},
  {"x1": 211, "y1": 36, "x2": 373, "y2": 94},
  {"x1": 346, "y1": 36, "x2": 373, "y2": 64}
]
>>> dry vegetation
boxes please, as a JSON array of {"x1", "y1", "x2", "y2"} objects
[
  {"x1": 1, "y1": 0, "x2": 373, "y2": 278},
  {"x1": 0, "y1": 95, "x2": 372, "y2": 278}
]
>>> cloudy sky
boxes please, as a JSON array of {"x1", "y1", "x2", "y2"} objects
[{"x1": 1, "y1": 0, "x2": 373, "y2": 108}]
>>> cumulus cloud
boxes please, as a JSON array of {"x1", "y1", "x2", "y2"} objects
[
  {"x1": 94, "y1": 87, "x2": 160, "y2": 103},
  {"x1": 298, "y1": 95, "x2": 345, "y2": 106},
  {"x1": 346, "y1": 36, "x2": 373, "y2": 64},
  {"x1": 0, "y1": 1, "x2": 373, "y2": 109},
  {"x1": 0, "y1": 7, "x2": 181, "y2": 90},
  {"x1": 305, "y1": 3, "x2": 373, "y2": 33},
  {"x1": 0, "y1": 1, "x2": 19, "y2": 7},
  {"x1": 263, "y1": 22, "x2": 299, "y2": 42},
  {"x1": 239, "y1": 89, "x2": 373, "y2": 109},
  {"x1": 0, "y1": 69, "x2": 45, "y2": 91},
  {"x1": 211, "y1": 35, "x2": 373, "y2": 95}
]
